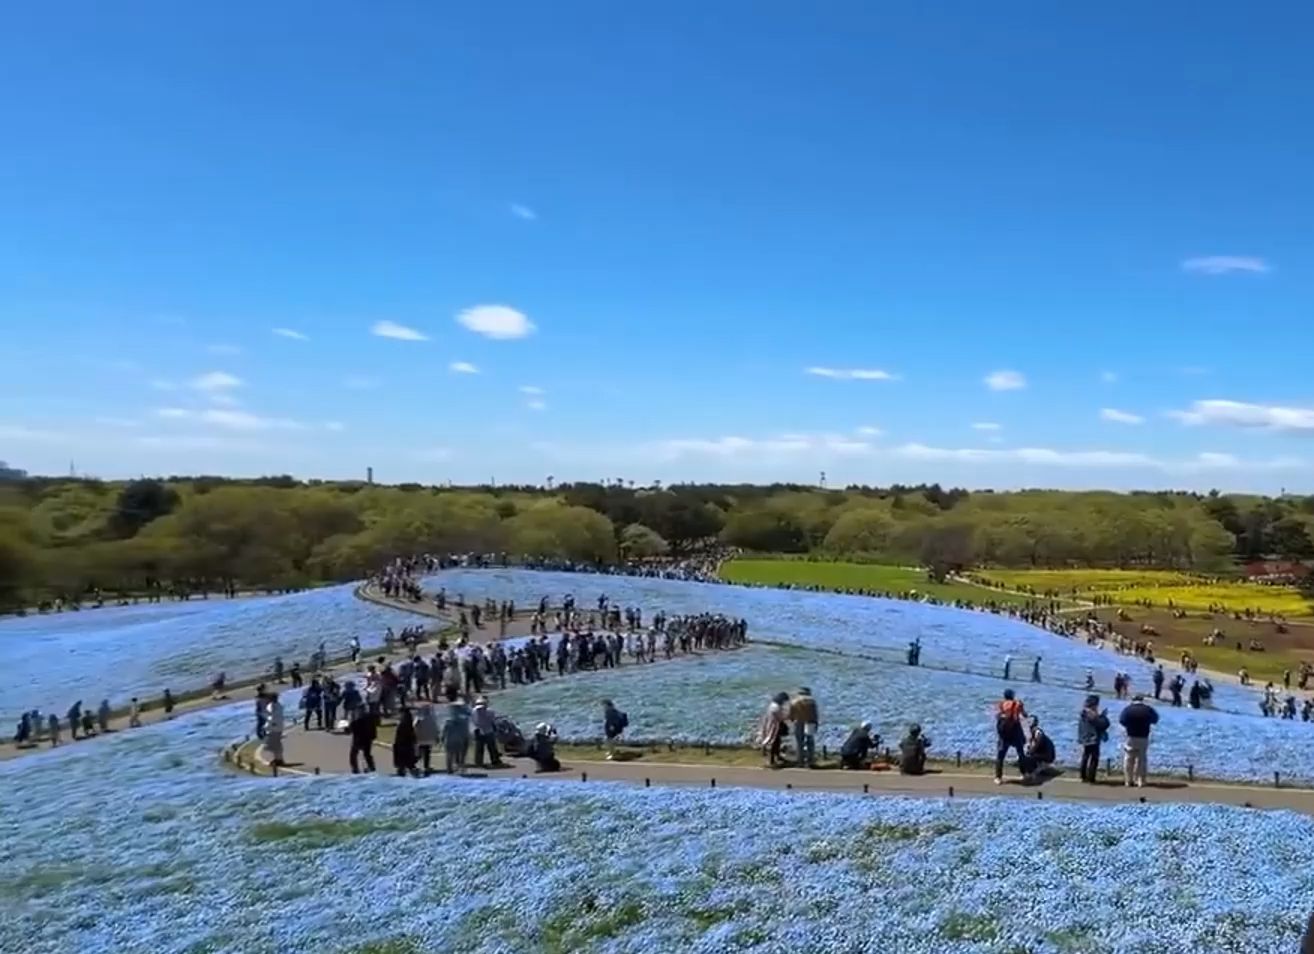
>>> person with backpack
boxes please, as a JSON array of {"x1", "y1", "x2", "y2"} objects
[
  {"x1": 994, "y1": 689, "x2": 1028, "y2": 784},
  {"x1": 898, "y1": 724, "x2": 930, "y2": 775},
  {"x1": 602, "y1": 699, "x2": 628, "y2": 760},
  {"x1": 1119, "y1": 694, "x2": 1159, "y2": 788},
  {"x1": 1076, "y1": 694, "x2": 1110, "y2": 784}
]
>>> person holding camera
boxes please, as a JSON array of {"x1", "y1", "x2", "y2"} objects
[{"x1": 1077, "y1": 694, "x2": 1111, "y2": 784}]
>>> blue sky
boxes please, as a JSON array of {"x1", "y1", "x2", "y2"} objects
[{"x1": 3, "y1": 2, "x2": 1314, "y2": 491}]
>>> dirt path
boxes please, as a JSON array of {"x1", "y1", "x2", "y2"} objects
[{"x1": 233, "y1": 726, "x2": 1314, "y2": 816}]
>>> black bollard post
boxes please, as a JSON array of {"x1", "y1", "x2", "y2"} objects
[
  {"x1": 314, "y1": 766, "x2": 320, "y2": 776},
  {"x1": 1037, "y1": 791, "x2": 1043, "y2": 800},
  {"x1": 1244, "y1": 801, "x2": 1253, "y2": 809},
  {"x1": 1105, "y1": 758, "x2": 1111, "y2": 773},
  {"x1": 956, "y1": 750, "x2": 961, "y2": 767},
  {"x1": 1188, "y1": 764, "x2": 1194, "y2": 782},
  {"x1": 863, "y1": 783, "x2": 869, "y2": 794},
  {"x1": 711, "y1": 778, "x2": 716, "y2": 789},
  {"x1": 271, "y1": 762, "x2": 278, "y2": 778},
  {"x1": 786, "y1": 783, "x2": 792, "y2": 790},
  {"x1": 645, "y1": 777, "x2": 650, "y2": 788},
  {"x1": 581, "y1": 771, "x2": 588, "y2": 783},
  {"x1": 521, "y1": 773, "x2": 527, "y2": 779},
  {"x1": 1139, "y1": 796, "x2": 1146, "y2": 804},
  {"x1": 704, "y1": 742, "x2": 710, "y2": 756},
  {"x1": 1275, "y1": 771, "x2": 1281, "y2": 788}
]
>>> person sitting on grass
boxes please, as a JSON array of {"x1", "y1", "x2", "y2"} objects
[
  {"x1": 898, "y1": 724, "x2": 929, "y2": 775},
  {"x1": 840, "y1": 721, "x2": 879, "y2": 770},
  {"x1": 527, "y1": 722, "x2": 561, "y2": 773}
]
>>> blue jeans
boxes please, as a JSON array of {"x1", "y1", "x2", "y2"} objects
[{"x1": 795, "y1": 724, "x2": 815, "y2": 767}]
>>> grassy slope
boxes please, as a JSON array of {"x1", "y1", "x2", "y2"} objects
[{"x1": 720, "y1": 560, "x2": 1044, "y2": 607}]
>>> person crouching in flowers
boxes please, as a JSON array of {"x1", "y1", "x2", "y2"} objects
[
  {"x1": 757, "y1": 692, "x2": 790, "y2": 768},
  {"x1": 527, "y1": 723, "x2": 560, "y2": 773},
  {"x1": 840, "y1": 721, "x2": 879, "y2": 770},
  {"x1": 1024, "y1": 717, "x2": 1055, "y2": 777},
  {"x1": 898, "y1": 724, "x2": 929, "y2": 775}
]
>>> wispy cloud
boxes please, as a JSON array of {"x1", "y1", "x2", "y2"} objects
[
  {"x1": 855, "y1": 426, "x2": 883, "y2": 437},
  {"x1": 1181, "y1": 256, "x2": 1271, "y2": 276},
  {"x1": 805, "y1": 366, "x2": 898, "y2": 381},
  {"x1": 1100, "y1": 371, "x2": 1118, "y2": 384},
  {"x1": 190, "y1": 371, "x2": 243, "y2": 393},
  {"x1": 155, "y1": 407, "x2": 304, "y2": 431},
  {"x1": 509, "y1": 203, "x2": 537, "y2": 221},
  {"x1": 457, "y1": 305, "x2": 535, "y2": 340},
  {"x1": 206, "y1": 343, "x2": 242, "y2": 356},
  {"x1": 0, "y1": 424, "x2": 65, "y2": 442},
  {"x1": 449, "y1": 361, "x2": 479, "y2": 374},
  {"x1": 651, "y1": 433, "x2": 877, "y2": 460},
  {"x1": 344, "y1": 374, "x2": 379, "y2": 390},
  {"x1": 272, "y1": 327, "x2": 309, "y2": 341},
  {"x1": 971, "y1": 422, "x2": 1002, "y2": 432},
  {"x1": 984, "y1": 370, "x2": 1026, "y2": 391},
  {"x1": 371, "y1": 320, "x2": 429, "y2": 342},
  {"x1": 526, "y1": 399, "x2": 547, "y2": 412},
  {"x1": 892, "y1": 443, "x2": 1297, "y2": 472},
  {"x1": 1100, "y1": 408, "x2": 1145, "y2": 425},
  {"x1": 519, "y1": 385, "x2": 545, "y2": 396},
  {"x1": 1168, "y1": 399, "x2": 1314, "y2": 433}
]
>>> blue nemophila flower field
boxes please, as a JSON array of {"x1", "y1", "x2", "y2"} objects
[
  {"x1": 0, "y1": 583, "x2": 417, "y2": 719},
  {"x1": 1, "y1": 705, "x2": 1312, "y2": 954}
]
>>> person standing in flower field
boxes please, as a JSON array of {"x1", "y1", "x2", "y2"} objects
[
  {"x1": 263, "y1": 694, "x2": 286, "y2": 767},
  {"x1": 790, "y1": 687, "x2": 819, "y2": 768},
  {"x1": 994, "y1": 689, "x2": 1028, "y2": 784},
  {"x1": 758, "y1": 692, "x2": 791, "y2": 768},
  {"x1": 1031, "y1": 657, "x2": 1042, "y2": 683},
  {"x1": 1077, "y1": 694, "x2": 1110, "y2": 784},
  {"x1": 601, "y1": 699, "x2": 628, "y2": 760},
  {"x1": 1002, "y1": 655, "x2": 1013, "y2": 680},
  {"x1": 1119, "y1": 694, "x2": 1158, "y2": 788}
]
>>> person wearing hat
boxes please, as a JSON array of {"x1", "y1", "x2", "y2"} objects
[
  {"x1": 527, "y1": 722, "x2": 560, "y2": 773},
  {"x1": 790, "y1": 687, "x2": 819, "y2": 768},
  {"x1": 898, "y1": 724, "x2": 929, "y2": 775},
  {"x1": 471, "y1": 695, "x2": 505, "y2": 769},
  {"x1": 840, "y1": 721, "x2": 879, "y2": 770},
  {"x1": 1076, "y1": 694, "x2": 1110, "y2": 784}
]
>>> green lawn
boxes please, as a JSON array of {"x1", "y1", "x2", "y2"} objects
[{"x1": 719, "y1": 560, "x2": 1048, "y2": 607}]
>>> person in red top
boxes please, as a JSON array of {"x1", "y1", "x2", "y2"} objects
[{"x1": 994, "y1": 689, "x2": 1029, "y2": 784}]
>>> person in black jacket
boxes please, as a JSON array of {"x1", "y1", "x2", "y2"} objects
[
  {"x1": 840, "y1": 722, "x2": 878, "y2": 769},
  {"x1": 349, "y1": 709, "x2": 378, "y2": 774},
  {"x1": 1119, "y1": 695, "x2": 1159, "y2": 788},
  {"x1": 1076, "y1": 694, "x2": 1110, "y2": 784}
]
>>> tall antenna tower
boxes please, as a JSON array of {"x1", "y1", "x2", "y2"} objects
[{"x1": 819, "y1": 470, "x2": 827, "y2": 489}]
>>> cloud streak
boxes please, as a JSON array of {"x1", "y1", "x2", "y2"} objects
[
  {"x1": 449, "y1": 361, "x2": 479, "y2": 374},
  {"x1": 273, "y1": 328, "x2": 309, "y2": 341},
  {"x1": 1181, "y1": 256, "x2": 1270, "y2": 275},
  {"x1": 805, "y1": 367, "x2": 899, "y2": 381},
  {"x1": 509, "y1": 203, "x2": 537, "y2": 221},
  {"x1": 1100, "y1": 408, "x2": 1145, "y2": 425},
  {"x1": 1168, "y1": 399, "x2": 1314, "y2": 433},
  {"x1": 371, "y1": 320, "x2": 429, "y2": 342},
  {"x1": 984, "y1": 370, "x2": 1026, "y2": 391},
  {"x1": 457, "y1": 305, "x2": 535, "y2": 340}
]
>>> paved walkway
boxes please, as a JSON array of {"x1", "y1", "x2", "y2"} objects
[
  {"x1": 235, "y1": 725, "x2": 1314, "y2": 816},
  {"x1": 2, "y1": 588, "x2": 543, "y2": 763}
]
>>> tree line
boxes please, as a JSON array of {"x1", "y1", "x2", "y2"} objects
[{"x1": 2, "y1": 474, "x2": 1313, "y2": 607}]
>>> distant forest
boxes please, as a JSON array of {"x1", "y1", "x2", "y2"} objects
[{"x1": 2, "y1": 472, "x2": 1314, "y2": 607}]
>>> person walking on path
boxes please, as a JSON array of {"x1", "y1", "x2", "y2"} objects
[
  {"x1": 393, "y1": 707, "x2": 418, "y2": 777},
  {"x1": 128, "y1": 698, "x2": 141, "y2": 728},
  {"x1": 97, "y1": 700, "x2": 111, "y2": 734},
  {"x1": 601, "y1": 699, "x2": 629, "y2": 761},
  {"x1": 994, "y1": 689, "x2": 1028, "y2": 784},
  {"x1": 472, "y1": 697, "x2": 504, "y2": 769},
  {"x1": 349, "y1": 635, "x2": 361, "y2": 665},
  {"x1": 301, "y1": 678, "x2": 323, "y2": 731},
  {"x1": 163, "y1": 689, "x2": 175, "y2": 718},
  {"x1": 1077, "y1": 694, "x2": 1110, "y2": 784},
  {"x1": 414, "y1": 703, "x2": 439, "y2": 775},
  {"x1": 1152, "y1": 665, "x2": 1165, "y2": 700},
  {"x1": 47, "y1": 713, "x2": 60, "y2": 747},
  {"x1": 349, "y1": 708, "x2": 378, "y2": 774},
  {"x1": 790, "y1": 687, "x2": 819, "y2": 768},
  {"x1": 1119, "y1": 694, "x2": 1159, "y2": 788},
  {"x1": 758, "y1": 692, "x2": 790, "y2": 768},
  {"x1": 441, "y1": 687, "x2": 471, "y2": 775},
  {"x1": 1031, "y1": 657, "x2": 1042, "y2": 684}
]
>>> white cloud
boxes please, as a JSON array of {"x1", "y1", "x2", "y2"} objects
[
  {"x1": 519, "y1": 385, "x2": 545, "y2": 395},
  {"x1": 890, "y1": 443, "x2": 1299, "y2": 473},
  {"x1": 855, "y1": 426, "x2": 884, "y2": 437},
  {"x1": 206, "y1": 343, "x2": 242, "y2": 356},
  {"x1": 526, "y1": 399, "x2": 547, "y2": 412},
  {"x1": 805, "y1": 366, "x2": 898, "y2": 381},
  {"x1": 1181, "y1": 256, "x2": 1270, "y2": 275},
  {"x1": 509, "y1": 203, "x2": 537, "y2": 221},
  {"x1": 457, "y1": 305, "x2": 535, "y2": 340},
  {"x1": 449, "y1": 361, "x2": 479, "y2": 374},
  {"x1": 272, "y1": 328, "x2": 309, "y2": 341},
  {"x1": 371, "y1": 320, "x2": 429, "y2": 342},
  {"x1": 344, "y1": 374, "x2": 379, "y2": 390},
  {"x1": 0, "y1": 424, "x2": 65, "y2": 442},
  {"x1": 1167, "y1": 399, "x2": 1314, "y2": 433},
  {"x1": 1100, "y1": 371, "x2": 1118, "y2": 384},
  {"x1": 971, "y1": 422, "x2": 1002, "y2": 432},
  {"x1": 651, "y1": 433, "x2": 877, "y2": 461},
  {"x1": 984, "y1": 370, "x2": 1026, "y2": 391},
  {"x1": 1100, "y1": 408, "x2": 1145, "y2": 425},
  {"x1": 190, "y1": 371, "x2": 243, "y2": 393},
  {"x1": 155, "y1": 407, "x2": 304, "y2": 432}
]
